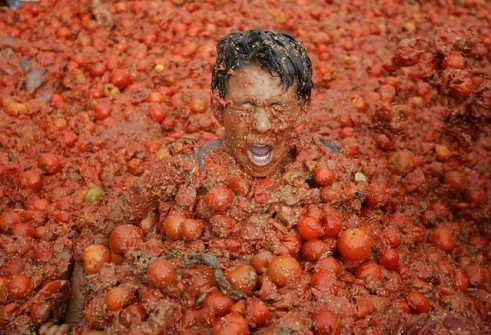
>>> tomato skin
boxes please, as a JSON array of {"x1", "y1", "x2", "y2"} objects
[
  {"x1": 148, "y1": 104, "x2": 167, "y2": 123},
  {"x1": 245, "y1": 298, "x2": 271, "y2": 327},
  {"x1": 364, "y1": 182, "x2": 389, "y2": 207},
  {"x1": 147, "y1": 91, "x2": 164, "y2": 103},
  {"x1": 83, "y1": 244, "x2": 111, "y2": 274},
  {"x1": 224, "y1": 264, "x2": 258, "y2": 296},
  {"x1": 210, "y1": 214, "x2": 235, "y2": 238},
  {"x1": 37, "y1": 153, "x2": 62, "y2": 175},
  {"x1": 62, "y1": 130, "x2": 78, "y2": 148},
  {"x1": 375, "y1": 133, "x2": 394, "y2": 151},
  {"x1": 337, "y1": 228, "x2": 372, "y2": 262},
  {"x1": 89, "y1": 62, "x2": 106, "y2": 77},
  {"x1": 381, "y1": 226, "x2": 402, "y2": 248},
  {"x1": 387, "y1": 151, "x2": 415, "y2": 176},
  {"x1": 212, "y1": 312, "x2": 249, "y2": 335},
  {"x1": 406, "y1": 291, "x2": 430, "y2": 314},
  {"x1": 109, "y1": 69, "x2": 132, "y2": 89},
  {"x1": 33, "y1": 241, "x2": 53, "y2": 261},
  {"x1": 226, "y1": 174, "x2": 250, "y2": 196},
  {"x1": 204, "y1": 186, "x2": 234, "y2": 212},
  {"x1": 306, "y1": 207, "x2": 323, "y2": 220},
  {"x1": 139, "y1": 214, "x2": 157, "y2": 233},
  {"x1": 314, "y1": 165, "x2": 335, "y2": 186},
  {"x1": 378, "y1": 248, "x2": 400, "y2": 270},
  {"x1": 312, "y1": 309, "x2": 339, "y2": 335},
  {"x1": 444, "y1": 170, "x2": 465, "y2": 191},
  {"x1": 189, "y1": 97, "x2": 207, "y2": 114},
  {"x1": 465, "y1": 265, "x2": 486, "y2": 288},
  {"x1": 430, "y1": 227, "x2": 455, "y2": 253},
  {"x1": 147, "y1": 259, "x2": 176, "y2": 289},
  {"x1": 442, "y1": 52, "x2": 464, "y2": 69},
  {"x1": 315, "y1": 257, "x2": 342, "y2": 276},
  {"x1": 468, "y1": 235, "x2": 487, "y2": 249},
  {"x1": 297, "y1": 215, "x2": 324, "y2": 240},
  {"x1": 6, "y1": 275, "x2": 32, "y2": 300},
  {"x1": 251, "y1": 250, "x2": 274, "y2": 274},
  {"x1": 28, "y1": 197, "x2": 49, "y2": 211},
  {"x1": 120, "y1": 303, "x2": 146, "y2": 327},
  {"x1": 354, "y1": 261, "x2": 382, "y2": 280},
  {"x1": 322, "y1": 206, "x2": 343, "y2": 238},
  {"x1": 93, "y1": 102, "x2": 112, "y2": 121},
  {"x1": 0, "y1": 277, "x2": 7, "y2": 303},
  {"x1": 449, "y1": 76, "x2": 473, "y2": 99},
  {"x1": 109, "y1": 224, "x2": 144, "y2": 255},
  {"x1": 22, "y1": 209, "x2": 46, "y2": 228},
  {"x1": 31, "y1": 301, "x2": 51, "y2": 325},
  {"x1": 11, "y1": 222, "x2": 36, "y2": 237},
  {"x1": 162, "y1": 214, "x2": 186, "y2": 240},
  {"x1": 281, "y1": 233, "x2": 302, "y2": 256},
  {"x1": 103, "y1": 83, "x2": 121, "y2": 98},
  {"x1": 105, "y1": 285, "x2": 133, "y2": 311},
  {"x1": 143, "y1": 237, "x2": 165, "y2": 257},
  {"x1": 464, "y1": 188, "x2": 486, "y2": 207},
  {"x1": 0, "y1": 211, "x2": 21, "y2": 233},
  {"x1": 21, "y1": 169, "x2": 44, "y2": 192},
  {"x1": 181, "y1": 218, "x2": 203, "y2": 241},
  {"x1": 311, "y1": 270, "x2": 337, "y2": 293},
  {"x1": 267, "y1": 255, "x2": 302, "y2": 288},
  {"x1": 202, "y1": 289, "x2": 234, "y2": 317},
  {"x1": 302, "y1": 239, "x2": 328, "y2": 261},
  {"x1": 254, "y1": 178, "x2": 272, "y2": 204},
  {"x1": 393, "y1": 37, "x2": 422, "y2": 67},
  {"x1": 453, "y1": 271, "x2": 469, "y2": 292}
]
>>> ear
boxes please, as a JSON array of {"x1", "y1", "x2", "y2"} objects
[
  {"x1": 211, "y1": 98, "x2": 224, "y2": 126},
  {"x1": 294, "y1": 100, "x2": 309, "y2": 127},
  {"x1": 211, "y1": 92, "x2": 226, "y2": 126}
]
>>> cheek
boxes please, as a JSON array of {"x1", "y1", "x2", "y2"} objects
[
  {"x1": 225, "y1": 122, "x2": 248, "y2": 138},
  {"x1": 273, "y1": 121, "x2": 291, "y2": 133}
]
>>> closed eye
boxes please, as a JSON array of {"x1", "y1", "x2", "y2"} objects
[
  {"x1": 240, "y1": 102, "x2": 256, "y2": 110},
  {"x1": 271, "y1": 103, "x2": 286, "y2": 111}
]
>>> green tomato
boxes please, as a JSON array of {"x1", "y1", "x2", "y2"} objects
[{"x1": 84, "y1": 187, "x2": 105, "y2": 205}]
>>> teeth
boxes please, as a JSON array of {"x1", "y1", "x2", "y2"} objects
[
  {"x1": 250, "y1": 144, "x2": 270, "y2": 157},
  {"x1": 247, "y1": 144, "x2": 273, "y2": 167}
]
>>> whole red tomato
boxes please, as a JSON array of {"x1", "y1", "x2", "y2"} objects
[{"x1": 109, "y1": 224, "x2": 144, "y2": 255}]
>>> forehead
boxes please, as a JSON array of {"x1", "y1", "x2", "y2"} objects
[{"x1": 226, "y1": 65, "x2": 297, "y2": 103}]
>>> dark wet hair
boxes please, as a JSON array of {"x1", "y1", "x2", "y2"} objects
[{"x1": 211, "y1": 29, "x2": 313, "y2": 103}]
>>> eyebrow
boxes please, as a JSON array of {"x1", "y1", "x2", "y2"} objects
[{"x1": 235, "y1": 100, "x2": 285, "y2": 106}]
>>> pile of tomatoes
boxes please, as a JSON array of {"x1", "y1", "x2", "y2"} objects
[{"x1": 0, "y1": 0, "x2": 490, "y2": 334}]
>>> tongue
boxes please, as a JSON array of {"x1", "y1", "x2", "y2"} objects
[{"x1": 249, "y1": 145, "x2": 270, "y2": 156}]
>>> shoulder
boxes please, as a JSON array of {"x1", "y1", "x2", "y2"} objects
[
  {"x1": 196, "y1": 139, "x2": 223, "y2": 169},
  {"x1": 294, "y1": 133, "x2": 342, "y2": 159}
]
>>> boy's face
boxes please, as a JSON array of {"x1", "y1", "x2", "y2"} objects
[{"x1": 214, "y1": 64, "x2": 307, "y2": 177}]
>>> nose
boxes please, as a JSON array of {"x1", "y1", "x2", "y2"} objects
[{"x1": 254, "y1": 109, "x2": 272, "y2": 133}]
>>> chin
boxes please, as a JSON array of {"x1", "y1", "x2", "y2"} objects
[{"x1": 244, "y1": 163, "x2": 278, "y2": 177}]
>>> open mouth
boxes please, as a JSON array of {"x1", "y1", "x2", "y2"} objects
[{"x1": 247, "y1": 144, "x2": 273, "y2": 167}]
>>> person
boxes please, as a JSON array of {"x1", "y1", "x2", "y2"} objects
[{"x1": 34, "y1": 28, "x2": 484, "y2": 335}]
